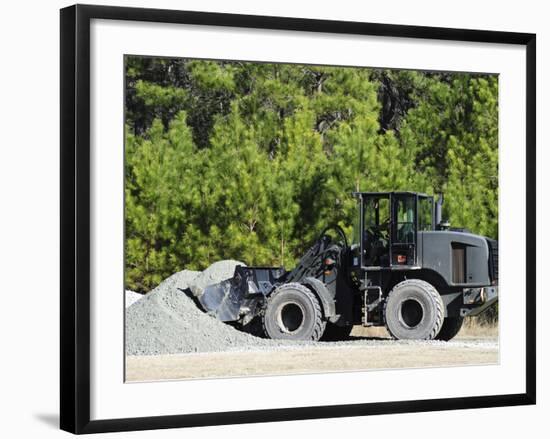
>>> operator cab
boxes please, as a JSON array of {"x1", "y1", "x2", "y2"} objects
[{"x1": 353, "y1": 192, "x2": 435, "y2": 268}]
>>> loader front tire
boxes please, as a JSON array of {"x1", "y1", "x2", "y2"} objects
[
  {"x1": 262, "y1": 283, "x2": 326, "y2": 341},
  {"x1": 384, "y1": 279, "x2": 444, "y2": 340}
]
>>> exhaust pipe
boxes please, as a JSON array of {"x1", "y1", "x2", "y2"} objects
[
  {"x1": 435, "y1": 193, "x2": 443, "y2": 226},
  {"x1": 435, "y1": 194, "x2": 450, "y2": 230}
]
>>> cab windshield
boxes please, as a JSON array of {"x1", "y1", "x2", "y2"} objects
[{"x1": 363, "y1": 195, "x2": 390, "y2": 266}]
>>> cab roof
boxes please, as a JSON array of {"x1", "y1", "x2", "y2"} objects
[{"x1": 352, "y1": 191, "x2": 432, "y2": 198}]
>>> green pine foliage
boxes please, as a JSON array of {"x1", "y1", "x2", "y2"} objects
[
  {"x1": 400, "y1": 74, "x2": 499, "y2": 237},
  {"x1": 125, "y1": 58, "x2": 498, "y2": 292}
]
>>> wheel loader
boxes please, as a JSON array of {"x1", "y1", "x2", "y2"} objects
[{"x1": 199, "y1": 192, "x2": 498, "y2": 341}]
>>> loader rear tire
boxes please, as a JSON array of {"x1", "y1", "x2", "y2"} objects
[
  {"x1": 262, "y1": 283, "x2": 326, "y2": 341},
  {"x1": 435, "y1": 317, "x2": 464, "y2": 341},
  {"x1": 384, "y1": 279, "x2": 444, "y2": 340}
]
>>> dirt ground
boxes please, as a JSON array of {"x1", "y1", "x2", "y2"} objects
[{"x1": 126, "y1": 329, "x2": 498, "y2": 382}]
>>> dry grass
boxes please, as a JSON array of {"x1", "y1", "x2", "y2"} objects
[
  {"x1": 126, "y1": 341, "x2": 498, "y2": 381},
  {"x1": 460, "y1": 317, "x2": 499, "y2": 338},
  {"x1": 350, "y1": 317, "x2": 498, "y2": 340},
  {"x1": 126, "y1": 321, "x2": 498, "y2": 382},
  {"x1": 350, "y1": 325, "x2": 390, "y2": 338}
]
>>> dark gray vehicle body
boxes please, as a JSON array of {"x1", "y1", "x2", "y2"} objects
[
  {"x1": 412, "y1": 230, "x2": 498, "y2": 318},
  {"x1": 200, "y1": 191, "x2": 498, "y2": 329},
  {"x1": 420, "y1": 231, "x2": 491, "y2": 287}
]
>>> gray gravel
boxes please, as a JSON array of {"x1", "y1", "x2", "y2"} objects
[{"x1": 126, "y1": 266, "x2": 281, "y2": 355}]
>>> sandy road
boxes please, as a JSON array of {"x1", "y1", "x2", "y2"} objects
[{"x1": 126, "y1": 336, "x2": 498, "y2": 382}]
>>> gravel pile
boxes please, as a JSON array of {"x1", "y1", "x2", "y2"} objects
[
  {"x1": 188, "y1": 260, "x2": 244, "y2": 298},
  {"x1": 125, "y1": 264, "x2": 278, "y2": 355}
]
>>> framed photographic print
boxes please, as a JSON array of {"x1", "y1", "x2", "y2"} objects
[{"x1": 60, "y1": 4, "x2": 536, "y2": 434}]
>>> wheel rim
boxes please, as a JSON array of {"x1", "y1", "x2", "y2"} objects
[
  {"x1": 400, "y1": 299, "x2": 424, "y2": 328},
  {"x1": 277, "y1": 302, "x2": 305, "y2": 333}
]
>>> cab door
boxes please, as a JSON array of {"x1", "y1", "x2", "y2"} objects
[
  {"x1": 391, "y1": 194, "x2": 417, "y2": 266},
  {"x1": 362, "y1": 195, "x2": 391, "y2": 267}
]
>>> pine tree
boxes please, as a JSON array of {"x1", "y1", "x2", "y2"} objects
[
  {"x1": 124, "y1": 57, "x2": 499, "y2": 291},
  {"x1": 125, "y1": 112, "x2": 203, "y2": 290},
  {"x1": 400, "y1": 74, "x2": 498, "y2": 238}
]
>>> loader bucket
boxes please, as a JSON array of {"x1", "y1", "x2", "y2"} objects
[
  {"x1": 199, "y1": 278, "x2": 245, "y2": 322},
  {"x1": 199, "y1": 265, "x2": 285, "y2": 323}
]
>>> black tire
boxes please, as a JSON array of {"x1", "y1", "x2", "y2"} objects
[
  {"x1": 435, "y1": 317, "x2": 464, "y2": 341},
  {"x1": 384, "y1": 279, "x2": 444, "y2": 340},
  {"x1": 262, "y1": 283, "x2": 326, "y2": 341},
  {"x1": 321, "y1": 323, "x2": 353, "y2": 341}
]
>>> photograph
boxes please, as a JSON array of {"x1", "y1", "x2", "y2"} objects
[
  {"x1": 123, "y1": 56, "x2": 500, "y2": 382},
  {"x1": 0, "y1": 0, "x2": 541, "y2": 436}
]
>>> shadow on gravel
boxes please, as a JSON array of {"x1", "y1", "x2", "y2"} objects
[
  {"x1": 177, "y1": 287, "x2": 205, "y2": 311},
  {"x1": 344, "y1": 335, "x2": 390, "y2": 342}
]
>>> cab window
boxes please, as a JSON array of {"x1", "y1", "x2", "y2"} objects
[
  {"x1": 395, "y1": 196, "x2": 415, "y2": 243},
  {"x1": 364, "y1": 196, "x2": 390, "y2": 233},
  {"x1": 363, "y1": 196, "x2": 390, "y2": 266},
  {"x1": 418, "y1": 197, "x2": 434, "y2": 231}
]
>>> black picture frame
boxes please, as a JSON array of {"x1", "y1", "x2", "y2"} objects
[{"x1": 60, "y1": 4, "x2": 536, "y2": 434}]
